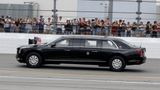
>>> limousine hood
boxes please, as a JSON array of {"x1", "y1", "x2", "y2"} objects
[{"x1": 18, "y1": 44, "x2": 47, "y2": 49}]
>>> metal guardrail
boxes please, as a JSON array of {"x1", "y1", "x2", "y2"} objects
[{"x1": 0, "y1": 24, "x2": 160, "y2": 38}]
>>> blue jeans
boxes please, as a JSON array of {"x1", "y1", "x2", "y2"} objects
[
  {"x1": 96, "y1": 28, "x2": 101, "y2": 35},
  {"x1": 121, "y1": 30, "x2": 126, "y2": 37},
  {"x1": 92, "y1": 28, "x2": 97, "y2": 35},
  {"x1": 138, "y1": 29, "x2": 145, "y2": 37},
  {"x1": 126, "y1": 31, "x2": 131, "y2": 37},
  {"x1": 117, "y1": 29, "x2": 121, "y2": 36},
  {"x1": 104, "y1": 27, "x2": 109, "y2": 36},
  {"x1": 4, "y1": 27, "x2": 10, "y2": 32},
  {"x1": 132, "y1": 30, "x2": 136, "y2": 37}
]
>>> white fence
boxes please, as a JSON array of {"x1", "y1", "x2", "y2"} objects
[{"x1": 0, "y1": 33, "x2": 160, "y2": 59}]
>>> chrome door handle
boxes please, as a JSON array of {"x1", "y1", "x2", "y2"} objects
[
  {"x1": 65, "y1": 50, "x2": 71, "y2": 51},
  {"x1": 92, "y1": 50, "x2": 98, "y2": 52}
]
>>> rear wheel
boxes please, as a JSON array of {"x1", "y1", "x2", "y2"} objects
[
  {"x1": 25, "y1": 52, "x2": 43, "y2": 68},
  {"x1": 109, "y1": 56, "x2": 126, "y2": 72}
]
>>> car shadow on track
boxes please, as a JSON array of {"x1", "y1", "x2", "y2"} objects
[
  {"x1": 17, "y1": 64, "x2": 147, "y2": 73},
  {"x1": 124, "y1": 68, "x2": 146, "y2": 72}
]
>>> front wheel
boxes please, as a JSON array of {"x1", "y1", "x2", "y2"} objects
[
  {"x1": 25, "y1": 52, "x2": 43, "y2": 68},
  {"x1": 109, "y1": 56, "x2": 126, "y2": 72}
]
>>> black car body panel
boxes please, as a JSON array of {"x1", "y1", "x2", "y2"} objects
[{"x1": 16, "y1": 36, "x2": 146, "y2": 67}]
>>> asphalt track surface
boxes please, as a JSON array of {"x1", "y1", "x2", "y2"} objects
[{"x1": 0, "y1": 54, "x2": 160, "y2": 90}]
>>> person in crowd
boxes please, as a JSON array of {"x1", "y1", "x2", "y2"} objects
[
  {"x1": 78, "y1": 18, "x2": 87, "y2": 35},
  {"x1": 10, "y1": 19, "x2": 16, "y2": 32},
  {"x1": 100, "y1": 20, "x2": 106, "y2": 36},
  {"x1": 32, "y1": 18, "x2": 38, "y2": 33},
  {"x1": 14, "y1": 18, "x2": 21, "y2": 32},
  {"x1": 19, "y1": 19, "x2": 26, "y2": 33},
  {"x1": 44, "y1": 17, "x2": 52, "y2": 34},
  {"x1": 82, "y1": 17, "x2": 88, "y2": 34},
  {"x1": 91, "y1": 19, "x2": 96, "y2": 35},
  {"x1": 104, "y1": 18, "x2": 111, "y2": 36},
  {"x1": 56, "y1": 16, "x2": 64, "y2": 34},
  {"x1": 96, "y1": 19, "x2": 102, "y2": 35},
  {"x1": 121, "y1": 20, "x2": 127, "y2": 37},
  {"x1": 72, "y1": 19, "x2": 78, "y2": 34},
  {"x1": 145, "y1": 21, "x2": 152, "y2": 37},
  {"x1": 4, "y1": 18, "x2": 10, "y2": 32},
  {"x1": 25, "y1": 17, "x2": 32, "y2": 33},
  {"x1": 39, "y1": 16, "x2": 44, "y2": 22},
  {"x1": 111, "y1": 21, "x2": 118, "y2": 36},
  {"x1": 157, "y1": 23, "x2": 160, "y2": 37},
  {"x1": 126, "y1": 22, "x2": 132, "y2": 37},
  {"x1": 138, "y1": 22, "x2": 146, "y2": 37},
  {"x1": 94, "y1": 18, "x2": 100, "y2": 35},
  {"x1": 38, "y1": 17, "x2": 44, "y2": 34},
  {"x1": 64, "y1": 20, "x2": 73, "y2": 34},
  {"x1": 0, "y1": 18, "x2": 4, "y2": 32},
  {"x1": 131, "y1": 22, "x2": 137, "y2": 37},
  {"x1": 117, "y1": 20, "x2": 123, "y2": 37},
  {"x1": 86, "y1": 20, "x2": 92, "y2": 35},
  {"x1": 78, "y1": 18, "x2": 82, "y2": 34},
  {"x1": 151, "y1": 21, "x2": 158, "y2": 38}
]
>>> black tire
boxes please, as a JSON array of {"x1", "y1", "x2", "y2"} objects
[
  {"x1": 25, "y1": 52, "x2": 43, "y2": 68},
  {"x1": 109, "y1": 56, "x2": 126, "y2": 72}
]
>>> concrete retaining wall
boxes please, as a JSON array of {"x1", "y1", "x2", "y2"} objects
[{"x1": 0, "y1": 33, "x2": 160, "y2": 58}]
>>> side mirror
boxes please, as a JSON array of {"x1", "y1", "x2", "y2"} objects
[{"x1": 51, "y1": 44, "x2": 56, "y2": 48}]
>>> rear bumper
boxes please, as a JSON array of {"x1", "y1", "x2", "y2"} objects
[{"x1": 128, "y1": 57, "x2": 146, "y2": 65}]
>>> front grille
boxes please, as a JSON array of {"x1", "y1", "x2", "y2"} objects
[{"x1": 17, "y1": 48, "x2": 20, "y2": 54}]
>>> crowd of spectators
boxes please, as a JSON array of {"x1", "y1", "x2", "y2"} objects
[
  {"x1": 0, "y1": 15, "x2": 160, "y2": 38},
  {"x1": 0, "y1": 16, "x2": 49, "y2": 34}
]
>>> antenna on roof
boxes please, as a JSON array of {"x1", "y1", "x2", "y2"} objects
[{"x1": 140, "y1": 39, "x2": 142, "y2": 48}]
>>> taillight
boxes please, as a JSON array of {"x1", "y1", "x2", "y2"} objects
[{"x1": 136, "y1": 49, "x2": 144, "y2": 57}]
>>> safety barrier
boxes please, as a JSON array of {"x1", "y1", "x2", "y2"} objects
[{"x1": 0, "y1": 33, "x2": 160, "y2": 58}]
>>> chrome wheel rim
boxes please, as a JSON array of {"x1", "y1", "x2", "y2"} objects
[
  {"x1": 28, "y1": 55, "x2": 39, "y2": 66},
  {"x1": 112, "y1": 59, "x2": 122, "y2": 70}
]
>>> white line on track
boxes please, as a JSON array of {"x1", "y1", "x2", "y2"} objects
[{"x1": 0, "y1": 76, "x2": 160, "y2": 85}]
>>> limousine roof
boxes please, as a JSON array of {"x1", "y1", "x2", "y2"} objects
[{"x1": 60, "y1": 35, "x2": 121, "y2": 41}]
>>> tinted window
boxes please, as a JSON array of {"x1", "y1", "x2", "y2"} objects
[
  {"x1": 113, "y1": 40, "x2": 131, "y2": 49},
  {"x1": 69, "y1": 39, "x2": 85, "y2": 47},
  {"x1": 120, "y1": 40, "x2": 137, "y2": 48},
  {"x1": 102, "y1": 40, "x2": 117, "y2": 49},
  {"x1": 56, "y1": 39, "x2": 69, "y2": 47},
  {"x1": 85, "y1": 40, "x2": 99, "y2": 48}
]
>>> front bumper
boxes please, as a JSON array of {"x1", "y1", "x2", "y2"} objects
[{"x1": 16, "y1": 54, "x2": 25, "y2": 63}]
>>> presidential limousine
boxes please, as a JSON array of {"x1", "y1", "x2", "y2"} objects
[{"x1": 16, "y1": 36, "x2": 146, "y2": 71}]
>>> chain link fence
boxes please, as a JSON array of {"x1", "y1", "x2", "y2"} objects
[{"x1": 0, "y1": 0, "x2": 160, "y2": 38}]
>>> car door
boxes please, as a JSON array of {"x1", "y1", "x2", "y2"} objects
[
  {"x1": 43, "y1": 39, "x2": 71, "y2": 60},
  {"x1": 66, "y1": 39, "x2": 101, "y2": 63},
  {"x1": 65, "y1": 39, "x2": 87, "y2": 60},
  {"x1": 97, "y1": 40, "x2": 119, "y2": 60},
  {"x1": 83, "y1": 40, "x2": 118, "y2": 61},
  {"x1": 83, "y1": 39, "x2": 101, "y2": 60}
]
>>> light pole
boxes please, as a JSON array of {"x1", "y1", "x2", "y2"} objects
[
  {"x1": 87, "y1": 0, "x2": 113, "y2": 22},
  {"x1": 136, "y1": 0, "x2": 142, "y2": 29},
  {"x1": 52, "y1": 0, "x2": 57, "y2": 33},
  {"x1": 108, "y1": 0, "x2": 113, "y2": 22},
  {"x1": 100, "y1": 3, "x2": 108, "y2": 19},
  {"x1": 136, "y1": 0, "x2": 142, "y2": 24}
]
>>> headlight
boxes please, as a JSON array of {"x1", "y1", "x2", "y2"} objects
[
  {"x1": 17, "y1": 48, "x2": 20, "y2": 54},
  {"x1": 17, "y1": 48, "x2": 23, "y2": 54},
  {"x1": 18, "y1": 49, "x2": 22, "y2": 54}
]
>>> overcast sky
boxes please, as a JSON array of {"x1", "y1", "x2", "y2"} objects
[{"x1": 0, "y1": 0, "x2": 159, "y2": 21}]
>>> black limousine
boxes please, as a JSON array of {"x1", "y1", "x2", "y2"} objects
[{"x1": 16, "y1": 36, "x2": 146, "y2": 71}]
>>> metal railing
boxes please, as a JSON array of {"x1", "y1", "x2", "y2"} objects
[{"x1": 0, "y1": 24, "x2": 160, "y2": 38}]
